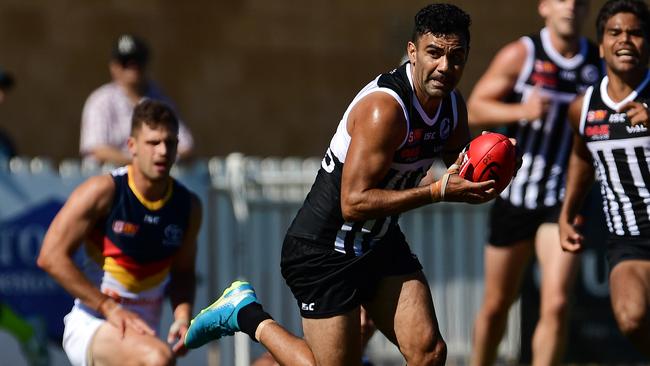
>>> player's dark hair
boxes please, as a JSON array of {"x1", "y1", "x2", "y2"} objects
[
  {"x1": 596, "y1": 0, "x2": 650, "y2": 42},
  {"x1": 131, "y1": 98, "x2": 179, "y2": 136},
  {"x1": 411, "y1": 3, "x2": 471, "y2": 46}
]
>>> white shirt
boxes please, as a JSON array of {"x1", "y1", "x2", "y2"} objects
[{"x1": 80, "y1": 81, "x2": 194, "y2": 159}]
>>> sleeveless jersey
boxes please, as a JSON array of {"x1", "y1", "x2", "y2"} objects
[
  {"x1": 76, "y1": 165, "x2": 193, "y2": 328},
  {"x1": 579, "y1": 71, "x2": 650, "y2": 237},
  {"x1": 500, "y1": 28, "x2": 601, "y2": 209},
  {"x1": 287, "y1": 62, "x2": 460, "y2": 255}
]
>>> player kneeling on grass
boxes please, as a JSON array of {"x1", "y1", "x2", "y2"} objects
[{"x1": 38, "y1": 99, "x2": 202, "y2": 366}]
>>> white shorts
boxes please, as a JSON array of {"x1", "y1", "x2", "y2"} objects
[{"x1": 62, "y1": 306, "x2": 104, "y2": 366}]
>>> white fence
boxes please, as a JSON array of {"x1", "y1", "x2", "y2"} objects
[{"x1": 0, "y1": 154, "x2": 520, "y2": 366}]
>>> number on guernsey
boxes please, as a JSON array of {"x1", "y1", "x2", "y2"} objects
[{"x1": 322, "y1": 148, "x2": 335, "y2": 173}]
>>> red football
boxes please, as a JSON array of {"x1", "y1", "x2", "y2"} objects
[{"x1": 459, "y1": 132, "x2": 516, "y2": 194}]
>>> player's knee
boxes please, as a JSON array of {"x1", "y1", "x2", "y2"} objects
[
  {"x1": 540, "y1": 295, "x2": 570, "y2": 319},
  {"x1": 481, "y1": 298, "x2": 511, "y2": 322},
  {"x1": 402, "y1": 333, "x2": 447, "y2": 366},
  {"x1": 614, "y1": 305, "x2": 648, "y2": 339},
  {"x1": 139, "y1": 342, "x2": 174, "y2": 366}
]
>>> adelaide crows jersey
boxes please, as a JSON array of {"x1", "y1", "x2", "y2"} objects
[
  {"x1": 76, "y1": 165, "x2": 192, "y2": 328},
  {"x1": 501, "y1": 28, "x2": 601, "y2": 209},
  {"x1": 579, "y1": 71, "x2": 650, "y2": 237},
  {"x1": 287, "y1": 62, "x2": 460, "y2": 256}
]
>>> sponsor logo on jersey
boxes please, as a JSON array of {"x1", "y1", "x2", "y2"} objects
[
  {"x1": 626, "y1": 124, "x2": 648, "y2": 134},
  {"x1": 587, "y1": 110, "x2": 608, "y2": 122},
  {"x1": 531, "y1": 73, "x2": 558, "y2": 88},
  {"x1": 163, "y1": 224, "x2": 184, "y2": 246},
  {"x1": 112, "y1": 220, "x2": 139, "y2": 236},
  {"x1": 585, "y1": 124, "x2": 610, "y2": 140},
  {"x1": 399, "y1": 146, "x2": 422, "y2": 160},
  {"x1": 609, "y1": 113, "x2": 627, "y2": 123},
  {"x1": 407, "y1": 129, "x2": 424, "y2": 145},
  {"x1": 535, "y1": 60, "x2": 557, "y2": 73}
]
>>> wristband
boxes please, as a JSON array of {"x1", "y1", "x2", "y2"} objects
[
  {"x1": 440, "y1": 173, "x2": 451, "y2": 201},
  {"x1": 430, "y1": 173, "x2": 451, "y2": 202}
]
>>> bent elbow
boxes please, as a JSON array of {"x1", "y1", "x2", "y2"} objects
[
  {"x1": 36, "y1": 253, "x2": 50, "y2": 272},
  {"x1": 341, "y1": 201, "x2": 366, "y2": 222}
]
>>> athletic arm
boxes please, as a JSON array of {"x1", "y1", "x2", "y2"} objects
[
  {"x1": 340, "y1": 93, "x2": 496, "y2": 222},
  {"x1": 37, "y1": 175, "x2": 115, "y2": 312},
  {"x1": 37, "y1": 175, "x2": 155, "y2": 336},
  {"x1": 559, "y1": 95, "x2": 595, "y2": 253},
  {"x1": 167, "y1": 194, "x2": 202, "y2": 354},
  {"x1": 467, "y1": 40, "x2": 547, "y2": 128}
]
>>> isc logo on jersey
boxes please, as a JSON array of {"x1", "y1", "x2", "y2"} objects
[{"x1": 609, "y1": 113, "x2": 627, "y2": 123}]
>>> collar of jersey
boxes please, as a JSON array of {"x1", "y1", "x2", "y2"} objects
[
  {"x1": 405, "y1": 62, "x2": 443, "y2": 126},
  {"x1": 127, "y1": 165, "x2": 173, "y2": 211},
  {"x1": 540, "y1": 27, "x2": 586, "y2": 70},
  {"x1": 600, "y1": 70, "x2": 650, "y2": 111}
]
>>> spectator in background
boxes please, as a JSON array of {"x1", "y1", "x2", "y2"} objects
[
  {"x1": 80, "y1": 34, "x2": 194, "y2": 166},
  {"x1": 0, "y1": 67, "x2": 16, "y2": 160}
]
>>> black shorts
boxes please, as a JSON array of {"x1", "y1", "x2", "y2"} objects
[
  {"x1": 280, "y1": 229, "x2": 422, "y2": 318},
  {"x1": 488, "y1": 197, "x2": 560, "y2": 246},
  {"x1": 607, "y1": 235, "x2": 650, "y2": 272}
]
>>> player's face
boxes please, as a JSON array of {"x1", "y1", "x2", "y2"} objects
[
  {"x1": 600, "y1": 12, "x2": 649, "y2": 75},
  {"x1": 540, "y1": 0, "x2": 589, "y2": 38},
  {"x1": 408, "y1": 32, "x2": 468, "y2": 100},
  {"x1": 128, "y1": 123, "x2": 178, "y2": 181}
]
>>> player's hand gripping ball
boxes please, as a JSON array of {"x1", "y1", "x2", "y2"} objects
[{"x1": 459, "y1": 132, "x2": 517, "y2": 194}]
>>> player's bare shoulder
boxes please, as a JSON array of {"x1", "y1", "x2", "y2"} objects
[
  {"x1": 347, "y1": 91, "x2": 406, "y2": 139},
  {"x1": 488, "y1": 38, "x2": 529, "y2": 76},
  {"x1": 69, "y1": 174, "x2": 116, "y2": 216}
]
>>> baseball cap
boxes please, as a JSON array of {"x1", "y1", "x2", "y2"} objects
[
  {"x1": 0, "y1": 67, "x2": 14, "y2": 91},
  {"x1": 111, "y1": 34, "x2": 149, "y2": 66}
]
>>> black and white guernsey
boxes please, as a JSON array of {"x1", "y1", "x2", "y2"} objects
[
  {"x1": 501, "y1": 28, "x2": 601, "y2": 209},
  {"x1": 287, "y1": 62, "x2": 459, "y2": 255},
  {"x1": 579, "y1": 71, "x2": 650, "y2": 237}
]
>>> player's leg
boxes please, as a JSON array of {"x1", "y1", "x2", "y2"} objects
[
  {"x1": 91, "y1": 323, "x2": 174, "y2": 366},
  {"x1": 471, "y1": 239, "x2": 534, "y2": 366},
  {"x1": 363, "y1": 271, "x2": 446, "y2": 366},
  {"x1": 61, "y1": 305, "x2": 172, "y2": 366},
  {"x1": 301, "y1": 307, "x2": 364, "y2": 366},
  {"x1": 531, "y1": 223, "x2": 580, "y2": 366},
  {"x1": 185, "y1": 280, "x2": 316, "y2": 365},
  {"x1": 255, "y1": 319, "x2": 317, "y2": 366},
  {"x1": 609, "y1": 259, "x2": 650, "y2": 357}
]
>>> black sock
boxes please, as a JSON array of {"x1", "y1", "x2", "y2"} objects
[{"x1": 237, "y1": 302, "x2": 272, "y2": 342}]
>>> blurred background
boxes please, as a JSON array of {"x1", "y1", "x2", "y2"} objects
[
  {"x1": 2, "y1": 0, "x2": 642, "y2": 365},
  {"x1": 0, "y1": 0, "x2": 607, "y2": 161}
]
